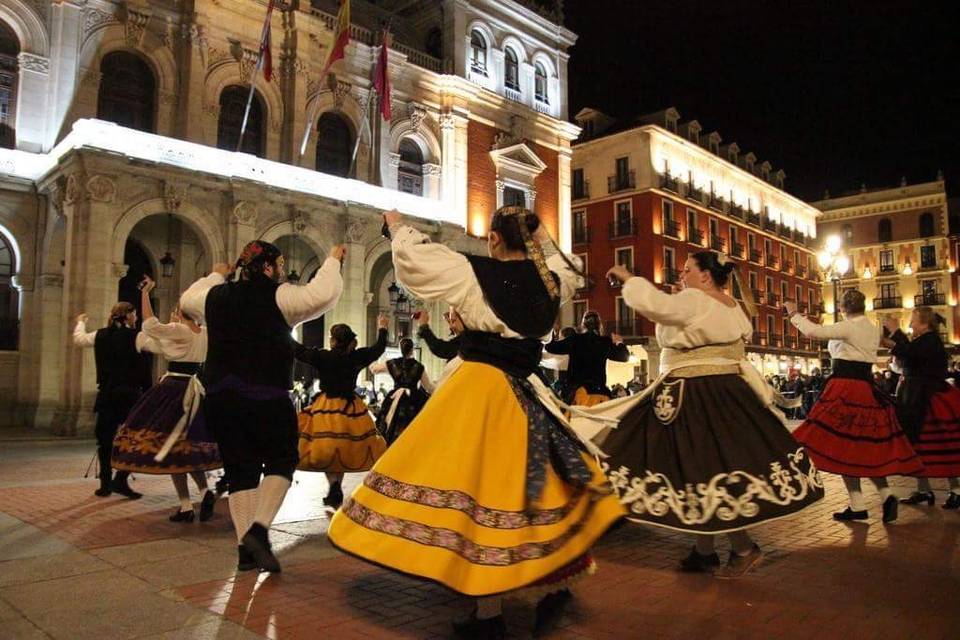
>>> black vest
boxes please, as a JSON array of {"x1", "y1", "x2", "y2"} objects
[
  {"x1": 203, "y1": 275, "x2": 294, "y2": 389},
  {"x1": 94, "y1": 326, "x2": 140, "y2": 391},
  {"x1": 387, "y1": 357, "x2": 425, "y2": 391}
]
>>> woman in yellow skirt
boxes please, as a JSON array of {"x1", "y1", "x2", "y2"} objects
[
  {"x1": 329, "y1": 208, "x2": 625, "y2": 639},
  {"x1": 295, "y1": 313, "x2": 389, "y2": 507},
  {"x1": 545, "y1": 311, "x2": 630, "y2": 407}
]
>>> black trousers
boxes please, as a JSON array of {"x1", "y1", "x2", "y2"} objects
[
  {"x1": 204, "y1": 390, "x2": 298, "y2": 493},
  {"x1": 94, "y1": 388, "x2": 140, "y2": 483}
]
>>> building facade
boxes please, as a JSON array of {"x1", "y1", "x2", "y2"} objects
[
  {"x1": 812, "y1": 179, "x2": 957, "y2": 352},
  {"x1": 570, "y1": 107, "x2": 823, "y2": 382},
  {"x1": 0, "y1": 0, "x2": 577, "y2": 433}
]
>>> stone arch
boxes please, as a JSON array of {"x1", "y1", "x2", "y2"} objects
[
  {"x1": 384, "y1": 117, "x2": 442, "y2": 198},
  {"x1": 112, "y1": 198, "x2": 226, "y2": 268},
  {"x1": 0, "y1": 219, "x2": 21, "y2": 277},
  {"x1": 466, "y1": 20, "x2": 497, "y2": 51},
  {"x1": 365, "y1": 240, "x2": 393, "y2": 295},
  {"x1": 204, "y1": 62, "x2": 283, "y2": 154},
  {"x1": 0, "y1": 1, "x2": 48, "y2": 56},
  {"x1": 530, "y1": 51, "x2": 557, "y2": 78},
  {"x1": 500, "y1": 35, "x2": 528, "y2": 63},
  {"x1": 258, "y1": 219, "x2": 331, "y2": 259},
  {"x1": 303, "y1": 88, "x2": 371, "y2": 174}
]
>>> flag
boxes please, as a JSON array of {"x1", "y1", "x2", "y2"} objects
[
  {"x1": 300, "y1": 0, "x2": 352, "y2": 156},
  {"x1": 373, "y1": 29, "x2": 392, "y2": 121},
  {"x1": 260, "y1": 0, "x2": 276, "y2": 82}
]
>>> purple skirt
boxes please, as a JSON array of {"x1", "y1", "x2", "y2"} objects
[{"x1": 112, "y1": 375, "x2": 221, "y2": 474}]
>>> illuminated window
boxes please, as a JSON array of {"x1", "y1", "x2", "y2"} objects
[
  {"x1": 535, "y1": 62, "x2": 548, "y2": 104},
  {"x1": 470, "y1": 30, "x2": 487, "y2": 73},
  {"x1": 504, "y1": 47, "x2": 519, "y2": 91}
]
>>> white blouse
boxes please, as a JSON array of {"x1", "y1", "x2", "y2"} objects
[
  {"x1": 390, "y1": 224, "x2": 581, "y2": 341},
  {"x1": 620, "y1": 277, "x2": 753, "y2": 349},
  {"x1": 141, "y1": 317, "x2": 207, "y2": 363},
  {"x1": 791, "y1": 314, "x2": 880, "y2": 364}
]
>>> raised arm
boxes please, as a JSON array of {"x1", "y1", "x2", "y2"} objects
[
  {"x1": 608, "y1": 336, "x2": 630, "y2": 362},
  {"x1": 72, "y1": 314, "x2": 96, "y2": 348},
  {"x1": 276, "y1": 251, "x2": 345, "y2": 327},
  {"x1": 544, "y1": 334, "x2": 573, "y2": 355},
  {"x1": 180, "y1": 267, "x2": 229, "y2": 326},
  {"x1": 888, "y1": 329, "x2": 921, "y2": 367},
  {"x1": 351, "y1": 326, "x2": 389, "y2": 370},
  {"x1": 389, "y1": 224, "x2": 475, "y2": 306},
  {"x1": 790, "y1": 313, "x2": 853, "y2": 340},
  {"x1": 417, "y1": 324, "x2": 460, "y2": 360},
  {"x1": 617, "y1": 275, "x2": 701, "y2": 327}
]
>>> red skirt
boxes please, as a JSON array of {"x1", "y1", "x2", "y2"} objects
[
  {"x1": 914, "y1": 386, "x2": 960, "y2": 478},
  {"x1": 793, "y1": 377, "x2": 922, "y2": 477}
]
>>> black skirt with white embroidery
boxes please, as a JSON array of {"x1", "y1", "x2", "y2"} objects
[{"x1": 599, "y1": 373, "x2": 824, "y2": 533}]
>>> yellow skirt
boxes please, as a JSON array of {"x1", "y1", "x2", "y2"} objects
[
  {"x1": 328, "y1": 361, "x2": 625, "y2": 596},
  {"x1": 572, "y1": 386, "x2": 610, "y2": 407},
  {"x1": 298, "y1": 394, "x2": 386, "y2": 473}
]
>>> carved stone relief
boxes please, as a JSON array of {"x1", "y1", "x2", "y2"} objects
[{"x1": 86, "y1": 175, "x2": 117, "y2": 204}]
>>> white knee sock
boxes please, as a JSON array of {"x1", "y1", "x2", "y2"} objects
[
  {"x1": 253, "y1": 475, "x2": 291, "y2": 529},
  {"x1": 917, "y1": 477, "x2": 934, "y2": 493},
  {"x1": 872, "y1": 477, "x2": 892, "y2": 502},
  {"x1": 949, "y1": 478, "x2": 960, "y2": 495},
  {"x1": 842, "y1": 476, "x2": 866, "y2": 511},
  {"x1": 190, "y1": 471, "x2": 210, "y2": 494},
  {"x1": 229, "y1": 488, "x2": 258, "y2": 543},
  {"x1": 475, "y1": 596, "x2": 502, "y2": 620},
  {"x1": 171, "y1": 474, "x2": 193, "y2": 511}
]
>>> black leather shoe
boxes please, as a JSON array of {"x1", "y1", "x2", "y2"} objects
[
  {"x1": 943, "y1": 493, "x2": 960, "y2": 510},
  {"x1": 111, "y1": 478, "x2": 142, "y2": 500},
  {"x1": 241, "y1": 523, "x2": 281, "y2": 573},
  {"x1": 882, "y1": 496, "x2": 899, "y2": 523},
  {"x1": 199, "y1": 490, "x2": 216, "y2": 522},
  {"x1": 452, "y1": 613, "x2": 505, "y2": 639},
  {"x1": 833, "y1": 507, "x2": 869, "y2": 521},
  {"x1": 237, "y1": 545, "x2": 257, "y2": 572},
  {"x1": 679, "y1": 546, "x2": 721, "y2": 573},
  {"x1": 900, "y1": 491, "x2": 935, "y2": 506},
  {"x1": 169, "y1": 509, "x2": 195, "y2": 523},
  {"x1": 94, "y1": 482, "x2": 112, "y2": 497},
  {"x1": 533, "y1": 588, "x2": 572, "y2": 636},
  {"x1": 323, "y1": 481, "x2": 344, "y2": 508}
]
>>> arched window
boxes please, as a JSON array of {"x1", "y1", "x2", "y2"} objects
[
  {"x1": 0, "y1": 231, "x2": 18, "y2": 350},
  {"x1": 470, "y1": 30, "x2": 487, "y2": 74},
  {"x1": 878, "y1": 218, "x2": 892, "y2": 243},
  {"x1": 217, "y1": 85, "x2": 266, "y2": 157},
  {"x1": 97, "y1": 51, "x2": 156, "y2": 133},
  {"x1": 425, "y1": 27, "x2": 442, "y2": 60},
  {"x1": 315, "y1": 112, "x2": 354, "y2": 178},
  {"x1": 919, "y1": 212, "x2": 935, "y2": 238},
  {"x1": 0, "y1": 21, "x2": 19, "y2": 149},
  {"x1": 504, "y1": 47, "x2": 519, "y2": 91},
  {"x1": 397, "y1": 139, "x2": 423, "y2": 196},
  {"x1": 534, "y1": 62, "x2": 548, "y2": 104}
]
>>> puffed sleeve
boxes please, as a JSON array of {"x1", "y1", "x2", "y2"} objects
[
  {"x1": 276, "y1": 257, "x2": 344, "y2": 327},
  {"x1": 72, "y1": 320, "x2": 96, "y2": 348},
  {"x1": 791, "y1": 314, "x2": 853, "y2": 340},
  {"x1": 390, "y1": 225, "x2": 475, "y2": 306},
  {"x1": 179, "y1": 272, "x2": 225, "y2": 326},
  {"x1": 621, "y1": 277, "x2": 701, "y2": 327}
]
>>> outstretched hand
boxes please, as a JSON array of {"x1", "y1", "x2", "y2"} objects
[
  {"x1": 416, "y1": 309, "x2": 430, "y2": 327},
  {"x1": 383, "y1": 209, "x2": 402, "y2": 229},
  {"x1": 377, "y1": 312, "x2": 390, "y2": 330},
  {"x1": 330, "y1": 245, "x2": 347, "y2": 262},
  {"x1": 606, "y1": 265, "x2": 633, "y2": 285},
  {"x1": 140, "y1": 275, "x2": 155, "y2": 294},
  {"x1": 75, "y1": 313, "x2": 88, "y2": 324}
]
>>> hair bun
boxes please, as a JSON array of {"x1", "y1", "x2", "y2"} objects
[{"x1": 720, "y1": 261, "x2": 736, "y2": 275}]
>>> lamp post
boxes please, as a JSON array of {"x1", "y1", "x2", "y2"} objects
[{"x1": 817, "y1": 234, "x2": 850, "y2": 323}]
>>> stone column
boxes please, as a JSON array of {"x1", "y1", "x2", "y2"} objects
[
  {"x1": 15, "y1": 53, "x2": 50, "y2": 152},
  {"x1": 177, "y1": 22, "x2": 208, "y2": 142},
  {"x1": 557, "y1": 144, "x2": 573, "y2": 252},
  {"x1": 324, "y1": 214, "x2": 370, "y2": 348},
  {"x1": 440, "y1": 110, "x2": 469, "y2": 227},
  {"x1": 47, "y1": 1, "x2": 86, "y2": 149}
]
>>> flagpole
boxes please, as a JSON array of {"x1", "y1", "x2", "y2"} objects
[
  {"x1": 349, "y1": 89, "x2": 374, "y2": 177},
  {"x1": 237, "y1": 3, "x2": 275, "y2": 152}
]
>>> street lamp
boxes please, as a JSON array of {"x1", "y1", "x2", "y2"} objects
[{"x1": 817, "y1": 234, "x2": 850, "y2": 322}]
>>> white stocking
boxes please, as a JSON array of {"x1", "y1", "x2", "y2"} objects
[
  {"x1": 872, "y1": 477, "x2": 892, "y2": 502},
  {"x1": 842, "y1": 476, "x2": 866, "y2": 511},
  {"x1": 171, "y1": 474, "x2": 193, "y2": 512},
  {"x1": 229, "y1": 489, "x2": 258, "y2": 543},
  {"x1": 253, "y1": 475, "x2": 291, "y2": 529}
]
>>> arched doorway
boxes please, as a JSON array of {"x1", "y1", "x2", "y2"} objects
[
  {"x1": 315, "y1": 111, "x2": 354, "y2": 178},
  {"x1": 0, "y1": 229, "x2": 18, "y2": 350},
  {"x1": 97, "y1": 51, "x2": 156, "y2": 133},
  {"x1": 217, "y1": 85, "x2": 266, "y2": 157},
  {"x1": 0, "y1": 20, "x2": 19, "y2": 149}
]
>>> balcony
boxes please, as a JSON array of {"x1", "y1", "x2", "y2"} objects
[
  {"x1": 879, "y1": 263, "x2": 897, "y2": 274},
  {"x1": 874, "y1": 297, "x2": 903, "y2": 310},
  {"x1": 688, "y1": 228, "x2": 704, "y2": 245},
  {"x1": 686, "y1": 183, "x2": 706, "y2": 204},
  {"x1": 571, "y1": 182, "x2": 590, "y2": 201},
  {"x1": 763, "y1": 218, "x2": 778, "y2": 232},
  {"x1": 750, "y1": 249, "x2": 762, "y2": 263},
  {"x1": 752, "y1": 289, "x2": 765, "y2": 303},
  {"x1": 728, "y1": 204, "x2": 745, "y2": 220},
  {"x1": 609, "y1": 220, "x2": 637, "y2": 239},
  {"x1": 658, "y1": 173, "x2": 681, "y2": 193},
  {"x1": 766, "y1": 292, "x2": 780, "y2": 307},
  {"x1": 769, "y1": 333, "x2": 783, "y2": 347},
  {"x1": 783, "y1": 260, "x2": 793, "y2": 274},
  {"x1": 504, "y1": 86, "x2": 522, "y2": 103},
  {"x1": 783, "y1": 335, "x2": 796, "y2": 349},
  {"x1": 572, "y1": 226, "x2": 591, "y2": 245},
  {"x1": 710, "y1": 235, "x2": 726, "y2": 252},
  {"x1": 915, "y1": 293, "x2": 947, "y2": 306},
  {"x1": 766, "y1": 254, "x2": 779, "y2": 269},
  {"x1": 663, "y1": 219, "x2": 681, "y2": 239},
  {"x1": 753, "y1": 331, "x2": 768, "y2": 346},
  {"x1": 608, "y1": 170, "x2": 636, "y2": 193},
  {"x1": 707, "y1": 194, "x2": 725, "y2": 211},
  {"x1": 731, "y1": 242, "x2": 745, "y2": 259},
  {"x1": 798, "y1": 337, "x2": 810, "y2": 350},
  {"x1": 747, "y1": 211, "x2": 761, "y2": 226},
  {"x1": 796, "y1": 264, "x2": 807, "y2": 277},
  {"x1": 919, "y1": 259, "x2": 942, "y2": 272},
  {"x1": 664, "y1": 268, "x2": 681, "y2": 285}
]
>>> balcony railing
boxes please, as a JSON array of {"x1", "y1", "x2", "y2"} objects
[
  {"x1": 874, "y1": 297, "x2": 903, "y2": 310},
  {"x1": 752, "y1": 289, "x2": 765, "y2": 303},
  {"x1": 766, "y1": 254, "x2": 779, "y2": 269},
  {"x1": 919, "y1": 260, "x2": 941, "y2": 271},
  {"x1": 688, "y1": 228, "x2": 704, "y2": 245},
  {"x1": 796, "y1": 264, "x2": 807, "y2": 277},
  {"x1": 707, "y1": 194, "x2": 725, "y2": 211},
  {"x1": 608, "y1": 170, "x2": 636, "y2": 193},
  {"x1": 763, "y1": 218, "x2": 778, "y2": 232},
  {"x1": 729, "y1": 204, "x2": 745, "y2": 219},
  {"x1": 710, "y1": 235, "x2": 726, "y2": 252},
  {"x1": 768, "y1": 333, "x2": 783, "y2": 347},
  {"x1": 915, "y1": 293, "x2": 947, "y2": 306},
  {"x1": 572, "y1": 226, "x2": 591, "y2": 245},
  {"x1": 686, "y1": 183, "x2": 706, "y2": 203},
  {"x1": 664, "y1": 268, "x2": 681, "y2": 285},
  {"x1": 609, "y1": 220, "x2": 636, "y2": 238},
  {"x1": 747, "y1": 212, "x2": 761, "y2": 226},
  {"x1": 658, "y1": 173, "x2": 681, "y2": 193},
  {"x1": 731, "y1": 242, "x2": 745, "y2": 258},
  {"x1": 879, "y1": 263, "x2": 897, "y2": 274},
  {"x1": 778, "y1": 223, "x2": 791, "y2": 238},
  {"x1": 572, "y1": 182, "x2": 590, "y2": 200},
  {"x1": 783, "y1": 335, "x2": 796, "y2": 349},
  {"x1": 663, "y1": 219, "x2": 681, "y2": 239},
  {"x1": 750, "y1": 249, "x2": 762, "y2": 263},
  {"x1": 766, "y1": 292, "x2": 780, "y2": 307},
  {"x1": 783, "y1": 260, "x2": 793, "y2": 274},
  {"x1": 798, "y1": 337, "x2": 810, "y2": 350}
]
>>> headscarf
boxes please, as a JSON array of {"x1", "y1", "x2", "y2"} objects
[
  {"x1": 495, "y1": 205, "x2": 560, "y2": 300},
  {"x1": 236, "y1": 240, "x2": 282, "y2": 280}
]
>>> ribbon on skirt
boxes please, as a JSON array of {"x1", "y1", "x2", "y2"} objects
[
  {"x1": 382, "y1": 387, "x2": 410, "y2": 431},
  {"x1": 154, "y1": 372, "x2": 206, "y2": 462}
]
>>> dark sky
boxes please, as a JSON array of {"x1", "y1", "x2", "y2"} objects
[{"x1": 564, "y1": 0, "x2": 960, "y2": 202}]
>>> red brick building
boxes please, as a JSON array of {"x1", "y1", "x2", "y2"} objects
[{"x1": 570, "y1": 107, "x2": 824, "y2": 379}]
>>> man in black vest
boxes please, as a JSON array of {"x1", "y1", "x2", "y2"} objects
[
  {"x1": 74, "y1": 302, "x2": 160, "y2": 498},
  {"x1": 181, "y1": 240, "x2": 344, "y2": 573}
]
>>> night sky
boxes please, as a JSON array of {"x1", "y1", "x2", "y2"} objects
[{"x1": 564, "y1": 1, "x2": 960, "y2": 203}]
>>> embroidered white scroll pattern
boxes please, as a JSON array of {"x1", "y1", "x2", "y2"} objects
[
  {"x1": 602, "y1": 447, "x2": 823, "y2": 525},
  {"x1": 653, "y1": 380, "x2": 683, "y2": 425}
]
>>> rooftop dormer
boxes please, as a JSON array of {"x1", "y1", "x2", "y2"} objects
[
  {"x1": 719, "y1": 142, "x2": 740, "y2": 165},
  {"x1": 679, "y1": 120, "x2": 702, "y2": 145},
  {"x1": 574, "y1": 107, "x2": 616, "y2": 140},
  {"x1": 703, "y1": 131, "x2": 722, "y2": 155}
]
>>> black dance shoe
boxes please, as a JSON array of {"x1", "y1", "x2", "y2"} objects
[
  {"x1": 199, "y1": 490, "x2": 216, "y2": 522},
  {"x1": 943, "y1": 493, "x2": 960, "y2": 510},
  {"x1": 533, "y1": 588, "x2": 572, "y2": 636},
  {"x1": 452, "y1": 612, "x2": 506, "y2": 639},
  {"x1": 94, "y1": 481, "x2": 112, "y2": 497},
  {"x1": 169, "y1": 509, "x2": 195, "y2": 523},
  {"x1": 900, "y1": 491, "x2": 935, "y2": 506},
  {"x1": 111, "y1": 477, "x2": 143, "y2": 500},
  {"x1": 715, "y1": 545, "x2": 764, "y2": 579},
  {"x1": 833, "y1": 507, "x2": 868, "y2": 521},
  {"x1": 237, "y1": 545, "x2": 257, "y2": 572},
  {"x1": 323, "y1": 482, "x2": 344, "y2": 508},
  {"x1": 679, "y1": 547, "x2": 721, "y2": 573},
  {"x1": 882, "y1": 496, "x2": 899, "y2": 523},
  {"x1": 241, "y1": 523, "x2": 281, "y2": 573}
]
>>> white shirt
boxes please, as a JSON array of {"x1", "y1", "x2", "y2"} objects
[
  {"x1": 179, "y1": 257, "x2": 344, "y2": 328},
  {"x1": 390, "y1": 224, "x2": 581, "y2": 341},
  {"x1": 620, "y1": 277, "x2": 753, "y2": 349},
  {"x1": 73, "y1": 320, "x2": 161, "y2": 354},
  {"x1": 141, "y1": 317, "x2": 207, "y2": 363},
  {"x1": 791, "y1": 314, "x2": 880, "y2": 364}
]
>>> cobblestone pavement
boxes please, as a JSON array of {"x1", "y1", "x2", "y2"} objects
[{"x1": 0, "y1": 438, "x2": 958, "y2": 639}]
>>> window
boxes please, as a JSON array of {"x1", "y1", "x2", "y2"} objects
[
  {"x1": 749, "y1": 271, "x2": 758, "y2": 292},
  {"x1": 534, "y1": 62, "x2": 548, "y2": 104},
  {"x1": 315, "y1": 112, "x2": 354, "y2": 177},
  {"x1": 687, "y1": 207, "x2": 700, "y2": 244},
  {"x1": 764, "y1": 238, "x2": 772, "y2": 258},
  {"x1": 616, "y1": 157, "x2": 629, "y2": 183},
  {"x1": 397, "y1": 139, "x2": 425, "y2": 195},
  {"x1": 664, "y1": 247, "x2": 677, "y2": 283},
  {"x1": 572, "y1": 300, "x2": 587, "y2": 325},
  {"x1": 766, "y1": 315, "x2": 775, "y2": 336},
  {"x1": 572, "y1": 210, "x2": 588, "y2": 244},
  {"x1": 616, "y1": 296, "x2": 633, "y2": 333},
  {"x1": 504, "y1": 47, "x2": 519, "y2": 91},
  {"x1": 842, "y1": 224, "x2": 853, "y2": 244},
  {"x1": 782, "y1": 317, "x2": 790, "y2": 339},
  {"x1": 920, "y1": 244, "x2": 937, "y2": 268},
  {"x1": 729, "y1": 225, "x2": 739, "y2": 247},
  {"x1": 796, "y1": 285, "x2": 804, "y2": 303},
  {"x1": 503, "y1": 186, "x2": 526, "y2": 207},
  {"x1": 217, "y1": 85, "x2": 266, "y2": 157},
  {"x1": 615, "y1": 201, "x2": 632, "y2": 236},
  {"x1": 809, "y1": 288, "x2": 816, "y2": 307},
  {"x1": 878, "y1": 218, "x2": 892, "y2": 243},
  {"x1": 0, "y1": 231, "x2": 17, "y2": 350},
  {"x1": 97, "y1": 51, "x2": 156, "y2": 133},
  {"x1": 615, "y1": 247, "x2": 634, "y2": 273},
  {"x1": 663, "y1": 199, "x2": 674, "y2": 222},
  {"x1": 748, "y1": 233, "x2": 756, "y2": 252},
  {"x1": 572, "y1": 168, "x2": 586, "y2": 199},
  {"x1": 765, "y1": 275, "x2": 774, "y2": 296},
  {"x1": 470, "y1": 30, "x2": 487, "y2": 73},
  {"x1": 880, "y1": 283, "x2": 898, "y2": 301},
  {"x1": 920, "y1": 279, "x2": 939, "y2": 302},
  {"x1": 879, "y1": 249, "x2": 895, "y2": 272},
  {"x1": 919, "y1": 212, "x2": 935, "y2": 238},
  {"x1": 709, "y1": 217, "x2": 719, "y2": 239},
  {"x1": 780, "y1": 280, "x2": 788, "y2": 303},
  {"x1": 0, "y1": 21, "x2": 19, "y2": 149},
  {"x1": 576, "y1": 252, "x2": 588, "y2": 277}
]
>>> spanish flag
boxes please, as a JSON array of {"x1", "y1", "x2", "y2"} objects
[{"x1": 300, "y1": 0, "x2": 352, "y2": 156}]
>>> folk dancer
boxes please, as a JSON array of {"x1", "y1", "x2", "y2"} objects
[
  {"x1": 544, "y1": 311, "x2": 629, "y2": 406},
  {"x1": 372, "y1": 337, "x2": 435, "y2": 445}
]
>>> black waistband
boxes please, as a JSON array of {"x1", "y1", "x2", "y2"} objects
[
  {"x1": 167, "y1": 361, "x2": 202, "y2": 375},
  {"x1": 830, "y1": 359, "x2": 873, "y2": 381},
  {"x1": 458, "y1": 331, "x2": 544, "y2": 379}
]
